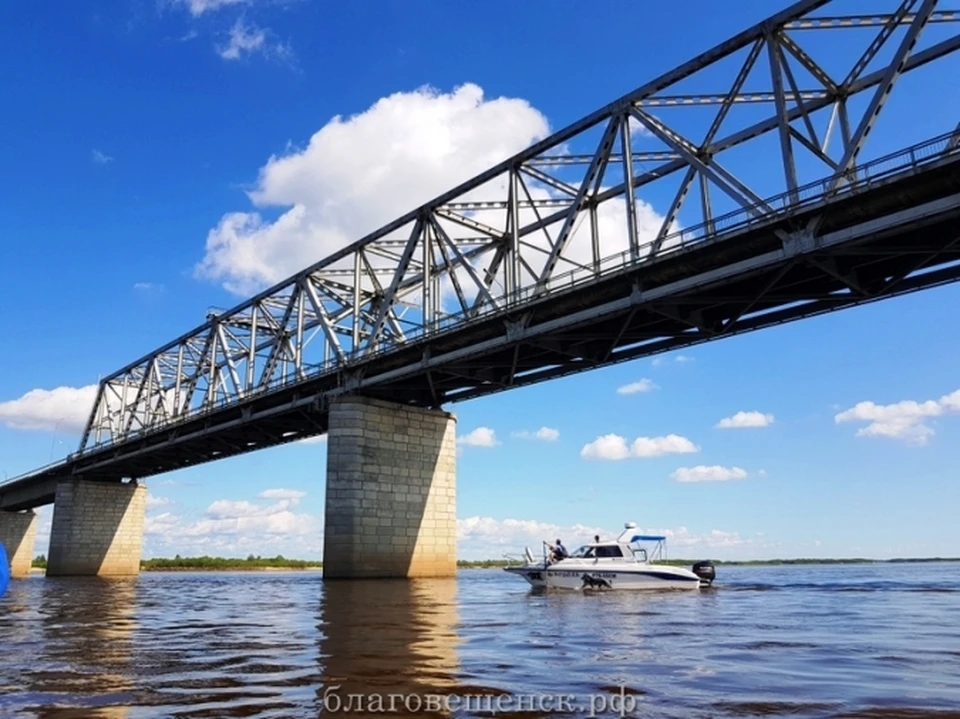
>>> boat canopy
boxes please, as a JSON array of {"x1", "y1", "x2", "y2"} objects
[{"x1": 630, "y1": 534, "x2": 666, "y2": 542}]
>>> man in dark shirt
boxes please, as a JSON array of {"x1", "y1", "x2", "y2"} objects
[{"x1": 553, "y1": 539, "x2": 568, "y2": 561}]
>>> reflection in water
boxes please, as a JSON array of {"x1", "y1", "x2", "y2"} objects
[
  {"x1": 10, "y1": 577, "x2": 137, "y2": 719},
  {"x1": 317, "y1": 578, "x2": 460, "y2": 711},
  {"x1": 1, "y1": 565, "x2": 960, "y2": 717}
]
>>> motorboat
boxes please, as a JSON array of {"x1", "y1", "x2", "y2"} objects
[{"x1": 503, "y1": 522, "x2": 715, "y2": 591}]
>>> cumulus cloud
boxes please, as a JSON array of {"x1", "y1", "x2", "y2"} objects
[
  {"x1": 616, "y1": 379, "x2": 658, "y2": 395},
  {"x1": 146, "y1": 494, "x2": 173, "y2": 509},
  {"x1": 0, "y1": 384, "x2": 97, "y2": 433},
  {"x1": 580, "y1": 433, "x2": 698, "y2": 460},
  {"x1": 457, "y1": 427, "x2": 497, "y2": 447},
  {"x1": 834, "y1": 388, "x2": 960, "y2": 445},
  {"x1": 92, "y1": 149, "x2": 113, "y2": 165},
  {"x1": 142, "y1": 486, "x2": 321, "y2": 558},
  {"x1": 193, "y1": 83, "x2": 553, "y2": 295},
  {"x1": 716, "y1": 411, "x2": 775, "y2": 429},
  {"x1": 670, "y1": 465, "x2": 748, "y2": 482},
  {"x1": 511, "y1": 427, "x2": 559, "y2": 441}
]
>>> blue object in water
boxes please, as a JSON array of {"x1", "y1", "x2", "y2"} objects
[{"x1": 0, "y1": 542, "x2": 9, "y2": 598}]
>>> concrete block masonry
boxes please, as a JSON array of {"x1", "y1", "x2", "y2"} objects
[
  {"x1": 47, "y1": 480, "x2": 147, "y2": 576},
  {"x1": 323, "y1": 396, "x2": 457, "y2": 578},
  {"x1": 0, "y1": 510, "x2": 38, "y2": 578}
]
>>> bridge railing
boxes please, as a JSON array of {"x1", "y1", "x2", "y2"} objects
[
  {"x1": 15, "y1": 128, "x2": 958, "y2": 470},
  {"x1": 513, "y1": 129, "x2": 960, "y2": 300}
]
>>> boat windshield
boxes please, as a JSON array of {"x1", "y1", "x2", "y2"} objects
[{"x1": 568, "y1": 545, "x2": 595, "y2": 558}]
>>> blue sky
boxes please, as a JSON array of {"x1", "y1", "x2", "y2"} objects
[{"x1": 1, "y1": 0, "x2": 959, "y2": 561}]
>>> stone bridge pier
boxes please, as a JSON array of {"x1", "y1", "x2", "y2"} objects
[
  {"x1": 1, "y1": 479, "x2": 148, "y2": 578},
  {"x1": 46, "y1": 480, "x2": 147, "y2": 576},
  {"x1": 323, "y1": 396, "x2": 457, "y2": 578}
]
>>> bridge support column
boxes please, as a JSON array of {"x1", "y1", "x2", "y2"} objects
[
  {"x1": 47, "y1": 480, "x2": 147, "y2": 576},
  {"x1": 323, "y1": 396, "x2": 457, "y2": 579},
  {"x1": 0, "y1": 510, "x2": 37, "y2": 578}
]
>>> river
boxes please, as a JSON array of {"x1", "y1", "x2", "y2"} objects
[{"x1": 1, "y1": 562, "x2": 959, "y2": 717}]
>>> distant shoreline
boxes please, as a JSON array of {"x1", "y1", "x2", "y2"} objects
[{"x1": 25, "y1": 556, "x2": 960, "y2": 573}]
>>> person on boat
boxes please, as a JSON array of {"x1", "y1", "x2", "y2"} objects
[
  {"x1": 552, "y1": 539, "x2": 568, "y2": 562},
  {"x1": 594, "y1": 535, "x2": 600, "y2": 544}
]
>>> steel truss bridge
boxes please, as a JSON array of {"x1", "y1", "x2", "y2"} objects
[{"x1": 3, "y1": 0, "x2": 960, "y2": 509}]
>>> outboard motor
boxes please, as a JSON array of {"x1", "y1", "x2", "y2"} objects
[{"x1": 692, "y1": 560, "x2": 715, "y2": 586}]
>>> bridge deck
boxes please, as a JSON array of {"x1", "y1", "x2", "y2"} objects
[{"x1": 3, "y1": 150, "x2": 960, "y2": 510}]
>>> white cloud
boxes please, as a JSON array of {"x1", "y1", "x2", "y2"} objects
[
  {"x1": 219, "y1": 17, "x2": 261, "y2": 59},
  {"x1": 457, "y1": 427, "x2": 497, "y2": 447},
  {"x1": 0, "y1": 384, "x2": 97, "y2": 433},
  {"x1": 631, "y1": 434, "x2": 698, "y2": 457},
  {"x1": 176, "y1": 0, "x2": 247, "y2": 16},
  {"x1": 581, "y1": 433, "x2": 698, "y2": 460},
  {"x1": 580, "y1": 433, "x2": 631, "y2": 460},
  {"x1": 834, "y1": 388, "x2": 960, "y2": 445},
  {"x1": 194, "y1": 83, "x2": 553, "y2": 295},
  {"x1": 146, "y1": 494, "x2": 173, "y2": 509},
  {"x1": 92, "y1": 149, "x2": 113, "y2": 165},
  {"x1": 652, "y1": 354, "x2": 693, "y2": 367},
  {"x1": 716, "y1": 411, "x2": 775, "y2": 429},
  {"x1": 258, "y1": 488, "x2": 306, "y2": 500},
  {"x1": 142, "y1": 487, "x2": 321, "y2": 558},
  {"x1": 670, "y1": 465, "x2": 748, "y2": 483},
  {"x1": 31, "y1": 506, "x2": 52, "y2": 554},
  {"x1": 133, "y1": 281, "x2": 164, "y2": 293},
  {"x1": 216, "y1": 17, "x2": 292, "y2": 63},
  {"x1": 616, "y1": 379, "x2": 658, "y2": 395},
  {"x1": 511, "y1": 427, "x2": 559, "y2": 441}
]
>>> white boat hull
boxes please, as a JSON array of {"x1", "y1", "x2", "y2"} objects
[{"x1": 505, "y1": 563, "x2": 704, "y2": 591}]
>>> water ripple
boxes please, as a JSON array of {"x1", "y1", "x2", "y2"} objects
[{"x1": 1, "y1": 563, "x2": 959, "y2": 717}]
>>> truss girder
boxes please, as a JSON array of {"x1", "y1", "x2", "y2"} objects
[
  {"x1": 74, "y1": 0, "x2": 960, "y2": 452},
  {"x1": 1, "y1": 156, "x2": 955, "y2": 501}
]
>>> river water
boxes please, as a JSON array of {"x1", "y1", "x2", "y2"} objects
[{"x1": 1, "y1": 562, "x2": 959, "y2": 718}]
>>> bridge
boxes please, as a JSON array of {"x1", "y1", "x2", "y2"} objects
[{"x1": 2, "y1": 0, "x2": 960, "y2": 579}]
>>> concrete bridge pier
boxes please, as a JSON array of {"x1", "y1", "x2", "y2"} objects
[
  {"x1": 323, "y1": 396, "x2": 457, "y2": 579},
  {"x1": 0, "y1": 510, "x2": 38, "y2": 578},
  {"x1": 47, "y1": 479, "x2": 147, "y2": 576}
]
